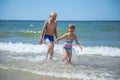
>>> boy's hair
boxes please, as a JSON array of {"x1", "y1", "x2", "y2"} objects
[
  {"x1": 68, "y1": 24, "x2": 75, "y2": 30},
  {"x1": 50, "y1": 11, "x2": 57, "y2": 17}
]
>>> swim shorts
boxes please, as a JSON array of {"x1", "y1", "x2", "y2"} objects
[{"x1": 44, "y1": 34, "x2": 54, "y2": 42}]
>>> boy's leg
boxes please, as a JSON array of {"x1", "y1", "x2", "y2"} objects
[
  {"x1": 49, "y1": 43, "x2": 54, "y2": 60},
  {"x1": 45, "y1": 39, "x2": 54, "y2": 60},
  {"x1": 45, "y1": 39, "x2": 51, "y2": 59},
  {"x1": 62, "y1": 49, "x2": 68, "y2": 62}
]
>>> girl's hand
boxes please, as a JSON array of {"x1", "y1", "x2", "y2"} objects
[
  {"x1": 76, "y1": 44, "x2": 83, "y2": 51},
  {"x1": 80, "y1": 46, "x2": 83, "y2": 51}
]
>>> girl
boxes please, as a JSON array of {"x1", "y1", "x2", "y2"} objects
[{"x1": 55, "y1": 24, "x2": 83, "y2": 63}]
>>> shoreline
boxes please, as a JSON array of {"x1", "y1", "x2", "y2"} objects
[{"x1": 0, "y1": 68, "x2": 79, "y2": 80}]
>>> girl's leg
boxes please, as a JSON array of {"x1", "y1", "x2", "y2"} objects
[
  {"x1": 67, "y1": 50, "x2": 72, "y2": 63},
  {"x1": 62, "y1": 49, "x2": 68, "y2": 62}
]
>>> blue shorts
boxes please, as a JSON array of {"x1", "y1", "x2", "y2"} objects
[{"x1": 44, "y1": 34, "x2": 54, "y2": 42}]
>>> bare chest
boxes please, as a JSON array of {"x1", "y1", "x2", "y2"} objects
[{"x1": 47, "y1": 23, "x2": 56, "y2": 30}]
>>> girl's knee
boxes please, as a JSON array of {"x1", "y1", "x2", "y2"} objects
[{"x1": 62, "y1": 55, "x2": 67, "y2": 59}]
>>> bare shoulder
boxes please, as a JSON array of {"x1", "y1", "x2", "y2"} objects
[
  {"x1": 43, "y1": 21, "x2": 49, "y2": 29},
  {"x1": 44, "y1": 20, "x2": 49, "y2": 24},
  {"x1": 63, "y1": 33, "x2": 68, "y2": 37},
  {"x1": 54, "y1": 21, "x2": 57, "y2": 26},
  {"x1": 66, "y1": 32, "x2": 70, "y2": 36},
  {"x1": 54, "y1": 21, "x2": 57, "y2": 23},
  {"x1": 66, "y1": 33, "x2": 69, "y2": 35}
]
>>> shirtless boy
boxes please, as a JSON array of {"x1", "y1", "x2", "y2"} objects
[{"x1": 39, "y1": 12, "x2": 57, "y2": 60}]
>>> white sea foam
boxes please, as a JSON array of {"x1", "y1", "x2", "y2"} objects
[
  {"x1": 7, "y1": 55, "x2": 45, "y2": 62},
  {"x1": 0, "y1": 66, "x2": 113, "y2": 80},
  {"x1": 0, "y1": 42, "x2": 47, "y2": 54},
  {"x1": 0, "y1": 42, "x2": 120, "y2": 57},
  {"x1": 19, "y1": 30, "x2": 41, "y2": 33},
  {"x1": 30, "y1": 24, "x2": 34, "y2": 27}
]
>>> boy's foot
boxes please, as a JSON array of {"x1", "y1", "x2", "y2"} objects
[
  {"x1": 46, "y1": 55, "x2": 48, "y2": 60},
  {"x1": 62, "y1": 58, "x2": 64, "y2": 62}
]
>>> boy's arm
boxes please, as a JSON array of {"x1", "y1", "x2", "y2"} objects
[
  {"x1": 74, "y1": 35, "x2": 83, "y2": 50},
  {"x1": 55, "y1": 23, "x2": 58, "y2": 39},
  {"x1": 55, "y1": 33, "x2": 67, "y2": 43},
  {"x1": 39, "y1": 21, "x2": 48, "y2": 45}
]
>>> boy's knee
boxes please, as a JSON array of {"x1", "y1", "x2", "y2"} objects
[{"x1": 50, "y1": 45, "x2": 54, "y2": 49}]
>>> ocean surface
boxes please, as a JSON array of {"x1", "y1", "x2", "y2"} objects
[{"x1": 0, "y1": 20, "x2": 120, "y2": 80}]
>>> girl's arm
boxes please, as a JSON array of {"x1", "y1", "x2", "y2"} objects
[
  {"x1": 74, "y1": 35, "x2": 83, "y2": 50},
  {"x1": 55, "y1": 33, "x2": 68, "y2": 43}
]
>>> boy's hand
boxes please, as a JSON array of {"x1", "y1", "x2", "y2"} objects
[
  {"x1": 54, "y1": 40, "x2": 58, "y2": 44},
  {"x1": 39, "y1": 40, "x2": 42, "y2": 45}
]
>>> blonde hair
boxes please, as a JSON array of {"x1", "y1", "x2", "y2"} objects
[{"x1": 50, "y1": 11, "x2": 57, "y2": 17}]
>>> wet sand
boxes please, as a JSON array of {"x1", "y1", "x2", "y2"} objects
[{"x1": 0, "y1": 68, "x2": 79, "y2": 80}]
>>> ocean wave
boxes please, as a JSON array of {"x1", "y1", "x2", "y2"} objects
[
  {"x1": 0, "y1": 66, "x2": 113, "y2": 80},
  {"x1": 0, "y1": 42, "x2": 120, "y2": 57},
  {"x1": 19, "y1": 30, "x2": 41, "y2": 33},
  {"x1": 0, "y1": 30, "x2": 41, "y2": 38}
]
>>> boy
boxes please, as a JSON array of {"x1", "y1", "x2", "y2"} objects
[{"x1": 39, "y1": 12, "x2": 58, "y2": 60}]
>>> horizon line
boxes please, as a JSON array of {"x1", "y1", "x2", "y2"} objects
[{"x1": 0, "y1": 19, "x2": 120, "y2": 21}]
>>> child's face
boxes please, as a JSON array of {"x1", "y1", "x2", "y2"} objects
[
  {"x1": 50, "y1": 15, "x2": 56, "y2": 22},
  {"x1": 68, "y1": 28, "x2": 75, "y2": 32}
]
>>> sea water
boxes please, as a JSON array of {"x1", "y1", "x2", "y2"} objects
[{"x1": 0, "y1": 20, "x2": 120, "y2": 80}]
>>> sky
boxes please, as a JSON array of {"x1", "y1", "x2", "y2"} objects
[{"x1": 0, "y1": 0, "x2": 120, "y2": 20}]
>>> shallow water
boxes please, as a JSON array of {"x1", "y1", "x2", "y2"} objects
[{"x1": 0, "y1": 42, "x2": 120, "y2": 80}]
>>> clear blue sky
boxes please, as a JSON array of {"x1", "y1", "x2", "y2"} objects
[{"x1": 0, "y1": 0, "x2": 120, "y2": 20}]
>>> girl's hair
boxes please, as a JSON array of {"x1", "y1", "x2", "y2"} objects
[
  {"x1": 68, "y1": 24, "x2": 75, "y2": 30},
  {"x1": 67, "y1": 24, "x2": 75, "y2": 32}
]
